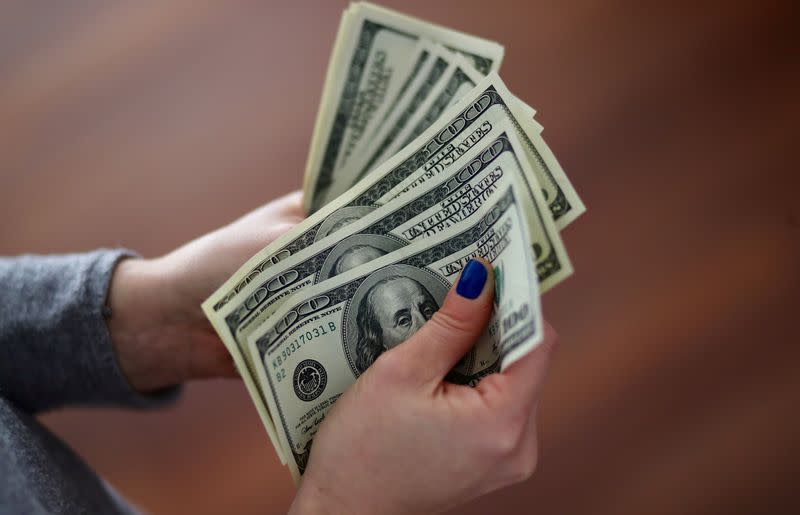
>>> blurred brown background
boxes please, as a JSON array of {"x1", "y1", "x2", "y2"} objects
[{"x1": 2, "y1": 1, "x2": 799, "y2": 513}]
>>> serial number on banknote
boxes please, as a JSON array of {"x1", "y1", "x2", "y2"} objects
[{"x1": 271, "y1": 322, "x2": 339, "y2": 381}]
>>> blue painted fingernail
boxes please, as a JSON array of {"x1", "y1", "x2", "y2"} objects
[{"x1": 456, "y1": 259, "x2": 488, "y2": 299}]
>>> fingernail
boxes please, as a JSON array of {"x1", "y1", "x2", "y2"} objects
[{"x1": 456, "y1": 259, "x2": 488, "y2": 299}]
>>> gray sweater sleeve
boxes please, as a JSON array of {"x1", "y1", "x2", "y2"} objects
[{"x1": 0, "y1": 250, "x2": 179, "y2": 413}]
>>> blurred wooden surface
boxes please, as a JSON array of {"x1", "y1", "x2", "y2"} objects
[{"x1": 1, "y1": 1, "x2": 798, "y2": 513}]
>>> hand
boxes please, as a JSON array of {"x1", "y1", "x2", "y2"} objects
[
  {"x1": 290, "y1": 259, "x2": 558, "y2": 515},
  {"x1": 107, "y1": 190, "x2": 305, "y2": 393}
]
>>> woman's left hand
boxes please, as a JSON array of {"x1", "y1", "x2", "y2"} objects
[{"x1": 107, "y1": 190, "x2": 305, "y2": 393}]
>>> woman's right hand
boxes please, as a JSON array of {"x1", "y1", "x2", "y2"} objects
[{"x1": 290, "y1": 258, "x2": 558, "y2": 515}]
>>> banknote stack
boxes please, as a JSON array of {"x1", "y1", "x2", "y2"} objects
[{"x1": 203, "y1": 2, "x2": 585, "y2": 481}]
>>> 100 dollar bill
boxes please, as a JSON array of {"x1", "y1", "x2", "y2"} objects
[
  {"x1": 206, "y1": 123, "x2": 570, "y2": 465},
  {"x1": 303, "y1": 2, "x2": 505, "y2": 213},
  {"x1": 334, "y1": 54, "x2": 486, "y2": 198},
  {"x1": 220, "y1": 122, "x2": 569, "y2": 350},
  {"x1": 318, "y1": 44, "x2": 456, "y2": 204},
  {"x1": 210, "y1": 123, "x2": 570, "y2": 413},
  {"x1": 376, "y1": 63, "x2": 583, "y2": 228},
  {"x1": 206, "y1": 73, "x2": 566, "y2": 317},
  {"x1": 248, "y1": 178, "x2": 542, "y2": 479},
  {"x1": 202, "y1": 74, "x2": 569, "y2": 460},
  {"x1": 332, "y1": 38, "x2": 439, "y2": 176}
]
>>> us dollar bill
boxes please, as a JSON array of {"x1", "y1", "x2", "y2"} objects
[
  {"x1": 247, "y1": 178, "x2": 543, "y2": 479},
  {"x1": 331, "y1": 37, "x2": 430, "y2": 175},
  {"x1": 205, "y1": 123, "x2": 570, "y2": 466},
  {"x1": 372, "y1": 63, "x2": 583, "y2": 228},
  {"x1": 203, "y1": 71, "x2": 510, "y2": 464},
  {"x1": 335, "y1": 54, "x2": 483, "y2": 197},
  {"x1": 204, "y1": 73, "x2": 568, "y2": 319},
  {"x1": 202, "y1": 75, "x2": 576, "y2": 454},
  {"x1": 209, "y1": 122, "x2": 569, "y2": 413},
  {"x1": 220, "y1": 122, "x2": 568, "y2": 351},
  {"x1": 334, "y1": 53, "x2": 544, "y2": 202},
  {"x1": 318, "y1": 44, "x2": 456, "y2": 205},
  {"x1": 333, "y1": 38, "x2": 438, "y2": 174},
  {"x1": 303, "y1": 1, "x2": 505, "y2": 213}
]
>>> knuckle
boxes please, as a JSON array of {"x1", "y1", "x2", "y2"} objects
[
  {"x1": 430, "y1": 309, "x2": 472, "y2": 339},
  {"x1": 266, "y1": 223, "x2": 294, "y2": 240},
  {"x1": 510, "y1": 448, "x2": 539, "y2": 483},
  {"x1": 484, "y1": 416, "x2": 526, "y2": 460},
  {"x1": 371, "y1": 349, "x2": 413, "y2": 382},
  {"x1": 275, "y1": 221, "x2": 297, "y2": 233},
  {"x1": 542, "y1": 321, "x2": 559, "y2": 351},
  {"x1": 543, "y1": 332, "x2": 560, "y2": 354}
]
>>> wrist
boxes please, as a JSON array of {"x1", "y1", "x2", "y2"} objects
[
  {"x1": 290, "y1": 475, "x2": 354, "y2": 515},
  {"x1": 291, "y1": 472, "x2": 419, "y2": 515},
  {"x1": 107, "y1": 256, "x2": 182, "y2": 392}
]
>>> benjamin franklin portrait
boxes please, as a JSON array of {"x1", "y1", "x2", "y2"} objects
[
  {"x1": 313, "y1": 205, "x2": 377, "y2": 242},
  {"x1": 318, "y1": 234, "x2": 405, "y2": 281},
  {"x1": 354, "y1": 275, "x2": 439, "y2": 373},
  {"x1": 331, "y1": 244, "x2": 387, "y2": 277}
]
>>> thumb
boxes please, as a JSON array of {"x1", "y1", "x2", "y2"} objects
[{"x1": 400, "y1": 258, "x2": 495, "y2": 384}]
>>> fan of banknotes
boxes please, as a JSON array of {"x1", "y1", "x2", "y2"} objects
[{"x1": 202, "y1": 2, "x2": 585, "y2": 481}]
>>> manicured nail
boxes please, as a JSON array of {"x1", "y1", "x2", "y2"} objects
[{"x1": 456, "y1": 259, "x2": 488, "y2": 299}]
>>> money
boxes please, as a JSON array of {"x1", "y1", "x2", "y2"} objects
[
  {"x1": 203, "y1": 71, "x2": 576, "y2": 465},
  {"x1": 201, "y1": 2, "x2": 587, "y2": 482},
  {"x1": 317, "y1": 48, "x2": 546, "y2": 211},
  {"x1": 209, "y1": 121, "x2": 569, "y2": 416},
  {"x1": 302, "y1": 2, "x2": 505, "y2": 214},
  {"x1": 205, "y1": 74, "x2": 551, "y2": 425},
  {"x1": 335, "y1": 54, "x2": 486, "y2": 197},
  {"x1": 318, "y1": 43, "x2": 456, "y2": 204},
  {"x1": 369, "y1": 66, "x2": 582, "y2": 228},
  {"x1": 205, "y1": 120, "x2": 570, "y2": 465},
  {"x1": 331, "y1": 38, "x2": 437, "y2": 175},
  {"x1": 247, "y1": 177, "x2": 542, "y2": 479},
  {"x1": 205, "y1": 72, "x2": 570, "y2": 317},
  {"x1": 228, "y1": 122, "x2": 568, "y2": 325}
]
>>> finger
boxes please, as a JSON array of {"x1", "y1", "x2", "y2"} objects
[
  {"x1": 259, "y1": 190, "x2": 305, "y2": 220},
  {"x1": 278, "y1": 190, "x2": 306, "y2": 218},
  {"x1": 397, "y1": 258, "x2": 495, "y2": 384},
  {"x1": 236, "y1": 190, "x2": 305, "y2": 227},
  {"x1": 273, "y1": 189, "x2": 303, "y2": 206},
  {"x1": 478, "y1": 320, "x2": 558, "y2": 409}
]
